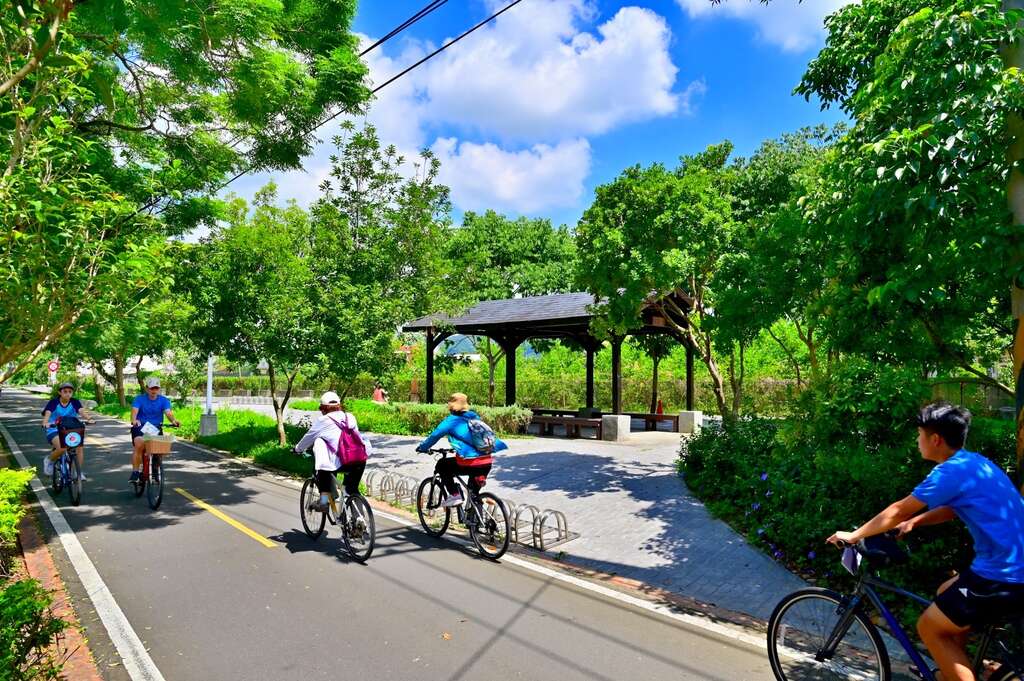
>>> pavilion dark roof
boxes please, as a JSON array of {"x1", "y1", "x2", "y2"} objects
[{"x1": 403, "y1": 292, "x2": 598, "y2": 331}]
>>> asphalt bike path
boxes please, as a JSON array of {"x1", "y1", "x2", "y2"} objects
[{"x1": 0, "y1": 390, "x2": 774, "y2": 681}]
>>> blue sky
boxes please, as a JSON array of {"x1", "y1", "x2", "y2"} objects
[{"x1": 233, "y1": 0, "x2": 851, "y2": 228}]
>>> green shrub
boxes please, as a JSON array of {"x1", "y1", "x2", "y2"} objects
[
  {"x1": 680, "y1": 359, "x2": 976, "y2": 606},
  {"x1": 0, "y1": 579, "x2": 68, "y2": 680},
  {"x1": 391, "y1": 402, "x2": 532, "y2": 436},
  {"x1": 0, "y1": 469, "x2": 32, "y2": 577}
]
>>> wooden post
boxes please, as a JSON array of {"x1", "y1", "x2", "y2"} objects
[
  {"x1": 686, "y1": 341, "x2": 695, "y2": 411},
  {"x1": 426, "y1": 329, "x2": 435, "y2": 404},
  {"x1": 504, "y1": 338, "x2": 519, "y2": 406},
  {"x1": 611, "y1": 336, "x2": 622, "y2": 415},
  {"x1": 585, "y1": 345, "x2": 595, "y2": 410}
]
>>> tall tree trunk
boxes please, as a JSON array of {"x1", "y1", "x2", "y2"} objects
[
  {"x1": 728, "y1": 344, "x2": 746, "y2": 418},
  {"x1": 113, "y1": 353, "x2": 126, "y2": 408},
  {"x1": 768, "y1": 324, "x2": 803, "y2": 388},
  {"x1": 91, "y1": 365, "x2": 105, "y2": 405},
  {"x1": 1005, "y1": 0, "x2": 1024, "y2": 483},
  {"x1": 267, "y1": 362, "x2": 297, "y2": 447},
  {"x1": 480, "y1": 338, "x2": 504, "y2": 408},
  {"x1": 649, "y1": 355, "x2": 660, "y2": 414},
  {"x1": 135, "y1": 355, "x2": 146, "y2": 393}
]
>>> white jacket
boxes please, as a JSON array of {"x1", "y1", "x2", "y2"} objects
[{"x1": 294, "y1": 412, "x2": 372, "y2": 471}]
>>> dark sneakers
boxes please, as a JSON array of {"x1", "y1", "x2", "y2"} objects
[{"x1": 129, "y1": 470, "x2": 141, "y2": 482}]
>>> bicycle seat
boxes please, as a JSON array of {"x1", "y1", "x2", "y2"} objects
[{"x1": 859, "y1": 534, "x2": 910, "y2": 569}]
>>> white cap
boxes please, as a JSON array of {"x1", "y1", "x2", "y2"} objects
[
  {"x1": 145, "y1": 376, "x2": 161, "y2": 388},
  {"x1": 320, "y1": 391, "x2": 341, "y2": 405}
]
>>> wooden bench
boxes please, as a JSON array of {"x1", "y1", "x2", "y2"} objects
[
  {"x1": 624, "y1": 412, "x2": 680, "y2": 431},
  {"x1": 530, "y1": 415, "x2": 603, "y2": 439}
]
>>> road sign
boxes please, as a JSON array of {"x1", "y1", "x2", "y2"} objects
[{"x1": 47, "y1": 360, "x2": 59, "y2": 372}]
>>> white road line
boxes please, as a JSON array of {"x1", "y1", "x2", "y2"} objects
[
  {"x1": 368, "y1": 506, "x2": 770, "y2": 651},
  {"x1": 0, "y1": 419, "x2": 166, "y2": 681}
]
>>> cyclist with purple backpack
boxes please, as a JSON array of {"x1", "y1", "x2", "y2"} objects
[
  {"x1": 293, "y1": 391, "x2": 371, "y2": 511},
  {"x1": 415, "y1": 393, "x2": 507, "y2": 508}
]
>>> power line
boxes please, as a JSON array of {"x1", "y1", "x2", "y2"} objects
[
  {"x1": 209, "y1": 0, "x2": 528, "y2": 197},
  {"x1": 359, "y1": 0, "x2": 448, "y2": 57}
]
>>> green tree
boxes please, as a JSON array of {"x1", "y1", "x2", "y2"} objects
[
  {"x1": 576, "y1": 143, "x2": 739, "y2": 417},
  {"x1": 1, "y1": 0, "x2": 369, "y2": 384},
  {"x1": 446, "y1": 210, "x2": 576, "y2": 405},
  {"x1": 714, "y1": 127, "x2": 839, "y2": 386},
  {"x1": 183, "y1": 186, "x2": 318, "y2": 445},
  {"x1": 631, "y1": 334, "x2": 676, "y2": 414},
  {"x1": 310, "y1": 122, "x2": 453, "y2": 396}
]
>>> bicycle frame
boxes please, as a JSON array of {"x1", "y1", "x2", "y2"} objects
[{"x1": 821, "y1": 571, "x2": 1009, "y2": 681}]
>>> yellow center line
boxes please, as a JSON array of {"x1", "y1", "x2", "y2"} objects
[{"x1": 173, "y1": 488, "x2": 278, "y2": 549}]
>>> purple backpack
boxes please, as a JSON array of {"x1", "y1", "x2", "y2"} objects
[{"x1": 323, "y1": 413, "x2": 368, "y2": 466}]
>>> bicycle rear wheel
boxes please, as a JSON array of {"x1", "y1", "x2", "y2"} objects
[
  {"x1": 767, "y1": 587, "x2": 890, "y2": 681},
  {"x1": 68, "y1": 453, "x2": 81, "y2": 506},
  {"x1": 300, "y1": 478, "x2": 326, "y2": 540},
  {"x1": 147, "y1": 456, "x2": 164, "y2": 510},
  {"x1": 417, "y1": 477, "x2": 450, "y2": 537},
  {"x1": 341, "y1": 495, "x2": 375, "y2": 562},
  {"x1": 469, "y1": 492, "x2": 510, "y2": 560}
]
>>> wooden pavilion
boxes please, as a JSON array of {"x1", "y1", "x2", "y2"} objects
[{"x1": 402, "y1": 292, "x2": 695, "y2": 414}]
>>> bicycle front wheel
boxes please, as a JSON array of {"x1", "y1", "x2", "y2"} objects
[
  {"x1": 767, "y1": 587, "x2": 890, "y2": 681},
  {"x1": 51, "y1": 456, "x2": 63, "y2": 494},
  {"x1": 341, "y1": 495, "x2": 375, "y2": 562},
  {"x1": 300, "y1": 478, "x2": 326, "y2": 540},
  {"x1": 416, "y1": 477, "x2": 450, "y2": 537},
  {"x1": 68, "y1": 454, "x2": 81, "y2": 506},
  {"x1": 147, "y1": 456, "x2": 164, "y2": 510},
  {"x1": 469, "y1": 492, "x2": 510, "y2": 561}
]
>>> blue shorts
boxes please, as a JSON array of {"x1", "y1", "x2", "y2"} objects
[{"x1": 45, "y1": 428, "x2": 58, "y2": 442}]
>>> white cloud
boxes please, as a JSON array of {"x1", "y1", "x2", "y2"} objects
[
  {"x1": 412, "y1": 1, "x2": 685, "y2": 140},
  {"x1": 677, "y1": 0, "x2": 855, "y2": 53},
  {"x1": 243, "y1": 1, "x2": 689, "y2": 215},
  {"x1": 432, "y1": 137, "x2": 591, "y2": 213}
]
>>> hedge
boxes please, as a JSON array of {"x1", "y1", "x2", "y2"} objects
[
  {"x1": 0, "y1": 469, "x2": 32, "y2": 578},
  {"x1": 287, "y1": 399, "x2": 532, "y2": 436},
  {"x1": 678, "y1": 359, "x2": 1006, "y2": 625}
]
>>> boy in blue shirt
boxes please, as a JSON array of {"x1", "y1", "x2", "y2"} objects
[
  {"x1": 828, "y1": 402, "x2": 1024, "y2": 681},
  {"x1": 129, "y1": 377, "x2": 180, "y2": 483}
]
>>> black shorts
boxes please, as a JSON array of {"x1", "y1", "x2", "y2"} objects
[
  {"x1": 934, "y1": 568, "x2": 1024, "y2": 628},
  {"x1": 130, "y1": 425, "x2": 163, "y2": 440}
]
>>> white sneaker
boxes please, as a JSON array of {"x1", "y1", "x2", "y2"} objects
[
  {"x1": 76, "y1": 472, "x2": 87, "y2": 482},
  {"x1": 441, "y1": 492, "x2": 464, "y2": 508},
  {"x1": 42, "y1": 457, "x2": 53, "y2": 476}
]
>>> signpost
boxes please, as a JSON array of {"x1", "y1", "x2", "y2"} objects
[
  {"x1": 47, "y1": 359, "x2": 59, "y2": 386},
  {"x1": 200, "y1": 355, "x2": 218, "y2": 436}
]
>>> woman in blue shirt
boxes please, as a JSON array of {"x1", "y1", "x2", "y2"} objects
[
  {"x1": 415, "y1": 393, "x2": 507, "y2": 507},
  {"x1": 129, "y1": 376, "x2": 180, "y2": 483},
  {"x1": 40, "y1": 382, "x2": 92, "y2": 480}
]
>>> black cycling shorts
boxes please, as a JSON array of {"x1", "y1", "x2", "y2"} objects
[{"x1": 934, "y1": 568, "x2": 1024, "y2": 628}]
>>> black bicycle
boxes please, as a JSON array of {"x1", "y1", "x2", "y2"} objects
[
  {"x1": 47, "y1": 417, "x2": 91, "y2": 506},
  {"x1": 416, "y1": 448, "x2": 510, "y2": 561},
  {"x1": 767, "y1": 533, "x2": 1024, "y2": 681},
  {"x1": 299, "y1": 455, "x2": 375, "y2": 563}
]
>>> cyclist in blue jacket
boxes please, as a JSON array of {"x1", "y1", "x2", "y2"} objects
[
  {"x1": 416, "y1": 393, "x2": 506, "y2": 508},
  {"x1": 828, "y1": 402, "x2": 1024, "y2": 681}
]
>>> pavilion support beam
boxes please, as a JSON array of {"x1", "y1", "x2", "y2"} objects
[
  {"x1": 425, "y1": 329, "x2": 451, "y2": 404},
  {"x1": 499, "y1": 336, "x2": 522, "y2": 406},
  {"x1": 686, "y1": 340, "x2": 695, "y2": 411},
  {"x1": 426, "y1": 329, "x2": 434, "y2": 404},
  {"x1": 585, "y1": 346, "x2": 595, "y2": 410},
  {"x1": 611, "y1": 336, "x2": 623, "y2": 415}
]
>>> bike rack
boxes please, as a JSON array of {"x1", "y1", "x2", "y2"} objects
[
  {"x1": 534, "y1": 509, "x2": 571, "y2": 551},
  {"x1": 363, "y1": 466, "x2": 580, "y2": 551}
]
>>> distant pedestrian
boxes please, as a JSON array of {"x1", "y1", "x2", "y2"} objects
[{"x1": 372, "y1": 382, "x2": 389, "y2": 404}]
